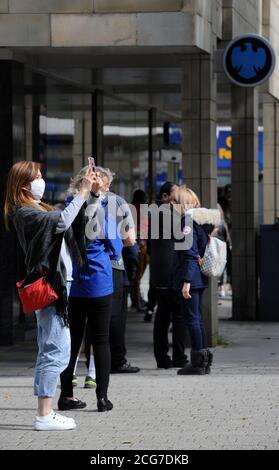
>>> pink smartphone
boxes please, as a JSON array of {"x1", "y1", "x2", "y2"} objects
[{"x1": 88, "y1": 156, "x2": 96, "y2": 171}]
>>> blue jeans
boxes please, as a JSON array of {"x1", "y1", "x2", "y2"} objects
[
  {"x1": 180, "y1": 289, "x2": 207, "y2": 351},
  {"x1": 34, "y1": 284, "x2": 71, "y2": 398}
]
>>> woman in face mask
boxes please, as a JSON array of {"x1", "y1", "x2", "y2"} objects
[
  {"x1": 4, "y1": 161, "x2": 100, "y2": 431},
  {"x1": 27, "y1": 175, "x2": 46, "y2": 201}
]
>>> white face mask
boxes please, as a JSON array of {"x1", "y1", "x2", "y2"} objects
[{"x1": 30, "y1": 178, "x2": 46, "y2": 201}]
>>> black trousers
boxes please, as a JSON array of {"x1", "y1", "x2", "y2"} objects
[
  {"x1": 110, "y1": 269, "x2": 128, "y2": 369},
  {"x1": 84, "y1": 321, "x2": 92, "y2": 370},
  {"x1": 60, "y1": 294, "x2": 112, "y2": 400},
  {"x1": 153, "y1": 288, "x2": 187, "y2": 365},
  {"x1": 146, "y1": 281, "x2": 157, "y2": 311},
  {"x1": 122, "y1": 246, "x2": 143, "y2": 309}
]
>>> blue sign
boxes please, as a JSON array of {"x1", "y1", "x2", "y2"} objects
[
  {"x1": 164, "y1": 122, "x2": 182, "y2": 146},
  {"x1": 217, "y1": 127, "x2": 263, "y2": 171},
  {"x1": 223, "y1": 34, "x2": 276, "y2": 87}
]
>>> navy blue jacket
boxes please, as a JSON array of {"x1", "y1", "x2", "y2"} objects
[{"x1": 173, "y1": 208, "x2": 220, "y2": 290}]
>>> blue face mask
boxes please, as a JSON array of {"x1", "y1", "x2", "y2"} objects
[{"x1": 30, "y1": 178, "x2": 46, "y2": 201}]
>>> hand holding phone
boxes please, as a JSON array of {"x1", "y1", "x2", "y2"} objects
[{"x1": 88, "y1": 156, "x2": 96, "y2": 171}]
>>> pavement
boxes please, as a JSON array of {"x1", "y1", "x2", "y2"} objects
[{"x1": 1, "y1": 297, "x2": 279, "y2": 450}]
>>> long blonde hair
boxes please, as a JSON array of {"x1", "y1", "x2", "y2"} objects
[
  {"x1": 174, "y1": 185, "x2": 201, "y2": 215},
  {"x1": 4, "y1": 161, "x2": 53, "y2": 229}
]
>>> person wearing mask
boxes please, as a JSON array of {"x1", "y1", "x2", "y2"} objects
[
  {"x1": 149, "y1": 182, "x2": 188, "y2": 369},
  {"x1": 173, "y1": 186, "x2": 220, "y2": 375},
  {"x1": 4, "y1": 161, "x2": 96, "y2": 431},
  {"x1": 59, "y1": 166, "x2": 123, "y2": 412},
  {"x1": 96, "y1": 167, "x2": 140, "y2": 374}
]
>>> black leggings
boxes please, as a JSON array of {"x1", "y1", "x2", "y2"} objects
[{"x1": 60, "y1": 294, "x2": 112, "y2": 400}]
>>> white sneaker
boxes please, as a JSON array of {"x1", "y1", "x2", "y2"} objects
[{"x1": 33, "y1": 410, "x2": 76, "y2": 431}]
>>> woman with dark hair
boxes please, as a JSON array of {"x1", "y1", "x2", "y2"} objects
[{"x1": 4, "y1": 161, "x2": 96, "y2": 430}]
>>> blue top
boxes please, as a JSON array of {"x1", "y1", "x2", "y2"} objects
[{"x1": 70, "y1": 197, "x2": 123, "y2": 298}]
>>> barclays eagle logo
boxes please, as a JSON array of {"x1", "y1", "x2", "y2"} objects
[
  {"x1": 231, "y1": 42, "x2": 266, "y2": 79},
  {"x1": 224, "y1": 35, "x2": 275, "y2": 87}
]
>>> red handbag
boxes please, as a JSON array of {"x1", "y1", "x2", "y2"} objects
[{"x1": 16, "y1": 272, "x2": 58, "y2": 314}]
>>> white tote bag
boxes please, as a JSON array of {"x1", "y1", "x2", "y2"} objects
[{"x1": 199, "y1": 237, "x2": 227, "y2": 277}]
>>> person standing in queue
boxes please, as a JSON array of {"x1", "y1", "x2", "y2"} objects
[
  {"x1": 149, "y1": 182, "x2": 188, "y2": 369},
  {"x1": 59, "y1": 166, "x2": 122, "y2": 412},
  {"x1": 96, "y1": 166, "x2": 140, "y2": 374},
  {"x1": 173, "y1": 186, "x2": 220, "y2": 375},
  {"x1": 4, "y1": 161, "x2": 96, "y2": 430}
]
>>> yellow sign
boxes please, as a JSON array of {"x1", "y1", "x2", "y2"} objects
[{"x1": 219, "y1": 136, "x2": 232, "y2": 160}]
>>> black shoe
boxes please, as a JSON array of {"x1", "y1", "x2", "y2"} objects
[
  {"x1": 111, "y1": 362, "x2": 140, "y2": 373},
  {"x1": 97, "y1": 398, "x2": 114, "y2": 412},
  {"x1": 58, "y1": 396, "x2": 87, "y2": 411},
  {"x1": 172, "y1": 356, "x2": 189, "y2": 367},
  {"x1": 144, "y1": 310, "x2": 153, "y2": 322},
  {"x1": 157, "y1": 357, "x2": 173, "y2": 369}
]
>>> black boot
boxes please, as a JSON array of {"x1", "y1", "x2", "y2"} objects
[
  {"x1": 205, "y1": 349, "x2": 213, "y2": 374},
  {"x1": 97, "y1": 398, "x2": 113, "y2": 412},
  {"x1": 177, "y1": 349, "x2": 208, "y2": 375}
]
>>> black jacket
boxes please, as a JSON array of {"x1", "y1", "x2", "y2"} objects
[{"x1": 149, "y1": 201, "x2": 180, "y2": 288}]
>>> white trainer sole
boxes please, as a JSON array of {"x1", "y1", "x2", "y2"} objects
[{"x1": 34, "y1": 421, "x2": 76, "y2": 431}]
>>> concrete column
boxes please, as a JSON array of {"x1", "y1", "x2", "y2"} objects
[
  {"x1": 263, "y1": 96, "x2": 279, "y2": 224},
  {"x1": 148, "y1": 107, "x2": 156, "y2": 203},
  {"x1": 72, "y1": 113, "x2": 84, "y2": 175},
  {"x1": 0, "y1": 61, "x2": 25, "y2": 345},
  {"x1": 231, "y1": 86, "x2": 259, "y2": 320},
  {"x1": 72, "y1": 90, "x2": 86, "y2": 175},
  {"x1": 25, "y1": 94, "x2": 33, "y2": 161},
  {"x1": 31, "y1": 73, "x2": 46, "y2": 163},
  {"x1": 84, "y1": 110, "x2": 92, "y2": 162},
  {"x1": 92, "y1": 89, "x2": 104, "y2": 166},
  {"x1": 181, "y1": 54, "x2": 218, "y2": 346},
  {"x1": 32, "y1": 104, "x2": 41, "y2": 162}
]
